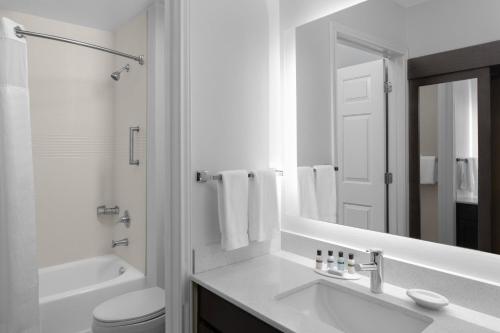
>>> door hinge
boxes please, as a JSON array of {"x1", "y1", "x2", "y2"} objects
[
  {"x1": 385, "y1": 172, "x2": 393, "y2": 185},
  {"x1": 384, "y1": 82, "x2": 393, "y2": 93}
]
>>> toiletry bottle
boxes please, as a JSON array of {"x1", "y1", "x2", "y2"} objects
[
  {"x1": 348, "y1": 253, "x2": 355, "y2": 274},
  {"x1": 315, "y1": 250, "x2": 323, "y2": 270},
  {"x1": 337, "y1": 251, "x2": 345, "y2": 271},
  {"x1": 327, "y1": 250, "x2": 335, "y2": 270}
]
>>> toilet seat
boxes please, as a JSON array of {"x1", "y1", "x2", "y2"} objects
[{"x1": 93, "y1": 287, "x2": 165, "y2": 328}]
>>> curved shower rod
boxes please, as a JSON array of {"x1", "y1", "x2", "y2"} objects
[{"x1": 14, "y1": 26, "x2": 144, "y2": 65}]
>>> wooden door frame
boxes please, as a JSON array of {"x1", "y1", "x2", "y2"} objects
[{"x1": 408, "y1": 68, "x2": 491, "y2": 252}]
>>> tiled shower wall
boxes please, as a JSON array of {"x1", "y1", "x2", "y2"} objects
[
  {"x1": 1, "y1": 10, "x2": 147, "y2": 271},
  {"x1": 111, "y1": 13, "x2": 148, "y2": 273}
]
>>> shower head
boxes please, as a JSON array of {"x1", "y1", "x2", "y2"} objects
[
  {"x1": 111, "y1": 72, "x2": 120, "y2": 81},
  {"x1": 111, "y1": 64, "x2": 130, "y2": 81}
]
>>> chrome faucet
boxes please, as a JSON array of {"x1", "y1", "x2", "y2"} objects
[
  {"x1": 112, "y1": 238, "x2": 129, "y2": 248},
  {"x1": 355, "y1": 249, "x2": 384, "y2": 294}
]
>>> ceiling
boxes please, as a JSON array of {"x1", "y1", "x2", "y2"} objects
[
  {"x1": 0, "y1": 0, "x2": 156, "y2": 31},
  {"x1": 392, "y1": 0, "x2": 432, "y2": 7}
]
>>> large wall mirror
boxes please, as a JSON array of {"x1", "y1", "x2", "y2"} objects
[{"x1": 285, "y1": 0, "x2": 500, "y2": 255}]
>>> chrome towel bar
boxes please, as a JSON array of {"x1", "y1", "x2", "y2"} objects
[
  {"x1": 312, "y1": 166, "x2": 339, "y2": 172},
  {"x1": 196, "y1": 170, "x2": 284, "y2": 183}
]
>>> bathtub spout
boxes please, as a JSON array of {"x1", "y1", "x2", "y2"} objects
[{"x1": 112, "y1": 238, "x2": 129, "y2": 248}]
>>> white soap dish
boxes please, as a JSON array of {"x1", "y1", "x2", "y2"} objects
[
  {"x1": 314, "y1": 268, "x2": 361, "y2": 280},
  {"x1": 407, "y1": 289, "x2": 449, "y2": 310}
]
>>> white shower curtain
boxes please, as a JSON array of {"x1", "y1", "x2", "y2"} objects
[{"x1": 0, "y1": 18, "x2": 39, "y2": 333}]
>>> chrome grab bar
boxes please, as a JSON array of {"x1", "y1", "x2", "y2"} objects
[{"x1": 129, "y1": 126, "x2": 140, "y2": 166}]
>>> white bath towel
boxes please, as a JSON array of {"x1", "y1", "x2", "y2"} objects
[
  {"x1": 298, "y1": 167, "x2": 319, "y2": 219},
  {"x1": 248, "y1": 169, "x2": 279, "y2": 242},
  {"x1": 314, "y1": 165, "x2": 337, "y2": 223},
  {"x1": 420, "y1": 156, "x2": 437, "y2": 184},
  {"x1": 217, "y1": 170, "x2": 250, "y2": 250}
]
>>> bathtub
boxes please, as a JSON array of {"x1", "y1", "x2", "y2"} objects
[{"x1": 39, "y1": 255, "x2": 146, "y2": 333}]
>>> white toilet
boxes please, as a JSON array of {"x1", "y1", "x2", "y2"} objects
[{"x1": 92, "y1": 287, "x2": 165, "y2": 333}]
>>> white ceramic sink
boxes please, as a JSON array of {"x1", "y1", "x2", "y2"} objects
[{"x1": 276, "y1": 280, "x2": 433, "y2": 333}]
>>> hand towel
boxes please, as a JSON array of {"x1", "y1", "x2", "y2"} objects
[
  {"x1": 298, "y1": 167, "x2": 319, "y2": 219},
  {"x1": 457, "y1": 159, "x2": 468, "y2": 190},
  {"x1": 217, "y1": 170, "x2": 250, "y2": 250},
  {"x1": 249, "y1": 169, "x2": 279, "y2": 242},
  {"x1": 314, "y1": 165, "x2": 337, "y2": 223},
  {"x1": 468, "y1": 158, "x2": 478, "y2": 197},
  {"x1": 420, "y1": 156, "x2": 437, "y2": 184},
  {"x1": 457, "y1": 158, "x2": 478, "y2": 195}
]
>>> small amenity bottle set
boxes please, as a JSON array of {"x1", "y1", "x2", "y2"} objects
[{"x1": 314, "y1": 250, "x2": 360, "y2": 280}]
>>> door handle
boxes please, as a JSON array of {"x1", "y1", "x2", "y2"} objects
[{"x1": 129, "y1": 126, "x2": 140, "y2": 166}]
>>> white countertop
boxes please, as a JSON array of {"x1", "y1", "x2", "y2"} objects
[{"x1": 192, "y1": 251, "x2": 500, "y2": 333}]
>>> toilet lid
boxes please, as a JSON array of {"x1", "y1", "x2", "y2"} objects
[{"x1": 93, "y1": 287, "x2": 165, "y2": 326}]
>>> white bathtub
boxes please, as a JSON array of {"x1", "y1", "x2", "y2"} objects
[{"x1": 39, "y1": 255, "x2": 146, "y2": 333}]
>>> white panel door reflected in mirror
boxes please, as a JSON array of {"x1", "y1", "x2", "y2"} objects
[
  {"x1": 295, "y1": 19, "x2": 387, "y2": 230},
  {"x1": 336, "y1": 59, "x2": 386, "y2": 232}
]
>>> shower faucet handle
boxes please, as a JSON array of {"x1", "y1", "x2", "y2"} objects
[{"x1": 119, "y1": 210, "x2": 131, "y2": 228}]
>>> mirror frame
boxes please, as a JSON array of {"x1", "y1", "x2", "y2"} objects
[{"x1": 408, "y1": 46, "x2": 493, "y2": 252}]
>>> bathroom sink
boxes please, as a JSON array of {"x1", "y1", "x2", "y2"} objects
[{"x1": 275, "y1": 280, "x2": 432, "y2": 333}]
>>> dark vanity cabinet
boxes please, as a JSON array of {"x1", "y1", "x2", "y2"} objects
[
  {"x1": 196, "y1": 285, "x2": 283, "y2": 333},
  {"x1": 456, "y1": 203, "x2": 479, "y2": 250}
]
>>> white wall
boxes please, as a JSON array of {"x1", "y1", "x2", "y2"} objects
[
  {"x1": 295, "y1": 16, "x2": 381, "y2": 168},
  {"x1": 146, "y1": 0, "x2": 166, "y2": 288},
  {"x1": 295, "y1": 18, "x2": 332, "y2": 167},
  {"x1": 337, "y1": 43, "x2": 381, "y2": 68},
  {"x1": 112, "y1": 12, "x2": 148, "y2": 273},
  {"x1": 0, "y1": 10, "x2": 117, "y2": 268},
  {"x1": 419, "y1": 85, "x2": 439, "y2": 242},
  {"x1": 279, "y1": 0, "x2": 366, "y2": 31},
  {"x1": 326, "y1": 0, "x2": 406, "y2": 48},
  {"x1": 189, "y1": 0, "x2": 276, "y2": 250},
  {"x1": 454, "y1": 79, "x2": 478, "y2": 159},
  {"x1": 407, "y1": 0, "x2": 500, "y2": 58}
]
